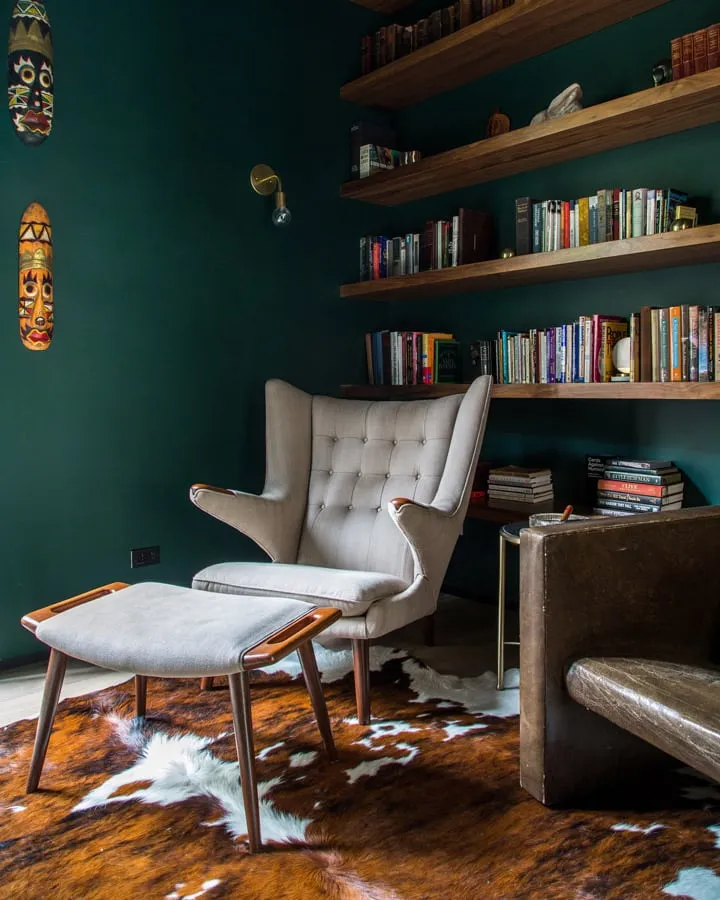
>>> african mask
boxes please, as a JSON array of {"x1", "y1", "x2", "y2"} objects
[
  {"x1": 18, "y1": 202, "x2": 53, "y2": 351},
  {"x1": 8, "y1": 1, "x2": 53, "y2": 145}
]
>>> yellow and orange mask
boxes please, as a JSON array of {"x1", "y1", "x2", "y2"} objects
[{"x1": 18, "y1": 201, "x2": 53, "y2": 351}]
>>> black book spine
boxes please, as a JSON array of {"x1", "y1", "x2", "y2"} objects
[{"x1": 515, "y1": 197, "x2": 534, "y2": 256}]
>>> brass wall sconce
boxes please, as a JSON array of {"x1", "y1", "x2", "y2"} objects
[{"x1": 250, "y1": 164, "x2": 292, "y2": 227}]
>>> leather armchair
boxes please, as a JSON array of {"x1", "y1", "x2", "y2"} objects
[{"x1": 190, "y1": 376, "x2": 492, "y2": 723}]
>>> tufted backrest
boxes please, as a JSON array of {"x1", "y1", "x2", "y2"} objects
[{"x1": 296, "y1": 394, "x2": 464, "y2": 583}]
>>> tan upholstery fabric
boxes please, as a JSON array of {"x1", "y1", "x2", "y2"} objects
[
  {"x1": 190, "y1": 376, "x2": 492, "y2": 639},
  {"x1": 192, "y1": 562, "x2": 408, "y2": 616},
  {"x1": 297, "y1": 393, "x2": 462, "y2": 583}
]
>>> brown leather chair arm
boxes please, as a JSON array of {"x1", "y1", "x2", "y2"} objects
[{"x1": 519, "y1": 506, "x2": 720, "y2": 806}]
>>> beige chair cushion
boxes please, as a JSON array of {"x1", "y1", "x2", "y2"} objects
[{"x1": 192, "y1": 562, "x2": 409, "y2": 616}]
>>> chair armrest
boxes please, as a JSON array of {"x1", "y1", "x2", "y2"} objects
[
  {"x1": 388, "y1": 497, "x2": 461, "y2": 580},
  {"x1": 519, "y1": 506, "x2": 720, "y2": 805},
  {"x1": 189, "y1": 483, "x2": 298, "y2": 562}
]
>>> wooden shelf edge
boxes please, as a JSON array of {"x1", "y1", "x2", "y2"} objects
[
  {"x1": 340, "y1": 0, "x2": 672, "y2": 109},
  {"x1": 341, "y1": 70, "x2": 720, "y2": 206},
  {"x1": 340, "y1": 225, "x2": 720, "y2": 301},
  {"x1": 341, "y1": 383, "x2": 720, "y2": 400}
]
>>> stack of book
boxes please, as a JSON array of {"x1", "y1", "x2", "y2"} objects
[
  {"x1": 359, "y1": 208, "x2": 494, "y2": 280},
  {"x1": 365, "y1": 331, "x2": 459, "y2": 385},
  {"x1": 671, "y1": 24, "x2": 719, "y2": 79},
  {"x1": 360, "y1": 0, "x2": 515, "y2": 75},
  {"x1": 593, "y1": 458, "x2": 684, "y2": 516},
  {"x1": 515, "y1": 188, "x2": 694, "y2": 255},
  {"x1": 488, "y1": 466, "x2": 554, "y2": 512}
]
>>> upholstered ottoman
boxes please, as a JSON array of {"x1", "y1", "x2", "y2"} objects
[{"x1": 21, "y1": 581, "x2": 341, "y2": 852}]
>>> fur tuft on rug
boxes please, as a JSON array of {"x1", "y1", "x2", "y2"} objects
[{"x1": 1, "y1": 645, "x2": 718, "y2": 899}]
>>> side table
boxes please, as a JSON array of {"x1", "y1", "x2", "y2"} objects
[{"x1": 497, "y1": 521, "x2": 526, "y2": 690}]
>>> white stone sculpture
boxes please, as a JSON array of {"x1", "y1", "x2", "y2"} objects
[{"x1": 530, "y1": 83, "x2": 583, "y2": 126}]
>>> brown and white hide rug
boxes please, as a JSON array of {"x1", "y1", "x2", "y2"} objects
[{"x1": 1, "y1": 646, "x2": 719, "y2": 899}]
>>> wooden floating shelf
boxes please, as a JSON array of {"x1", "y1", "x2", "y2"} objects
[
  {"x1": 341, "y1": 383, "x2": 720, "y2": 400},
  {"x1": 340, "y1": 0, "x2": 671, "y2": 109},
  {"x1": 340, "y1": 225, "x2": 720, "y2": 301},
  {"x1": 342, "y1": 70, "x2": 720, "y2": 206},
  {"x1": 350, "y1": 0, "x2": 415, "y2": 11}
]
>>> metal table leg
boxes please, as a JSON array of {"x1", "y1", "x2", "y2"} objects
[{"x1": 497, "y1": 532, "x2": 506, "y2": 690}]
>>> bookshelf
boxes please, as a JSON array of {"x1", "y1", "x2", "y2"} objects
[
  {"x1": 340, "y1": 383, "x2": 720, "y2": 400},
  {"x1": 340, "y1": 0, "x2": 671, "y2": 109},
  {"x1": 342, "y1": 70, "x2": 720, "y2": 206},
  {"x1": 341, "y1": 225, "x2": 720, "y2": 301},
  {"x1": 350, "y1": 0, "x2": 415, "y2": 11}
]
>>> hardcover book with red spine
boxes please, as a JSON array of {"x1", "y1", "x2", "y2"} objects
[
  {"x1": 693, "y1": 28, "x2": 708, "y2": 72},
  {"x1": 671, "y1": 36, "x2": 683, "y2": 79},
  {"x1": 708, "y1": 24, "x2": 719, "y2": 68},
  {"x1": 681, "y1": 32, "x2": 694, "y2": 77}
]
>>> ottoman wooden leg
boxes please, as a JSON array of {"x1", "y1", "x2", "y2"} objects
[
  {"x1": 228, "y1": 671, "x2": 262, "y2": 853},
  {"x1": 298, "y1": 643, "x2": 337, "y2": 761},
  {"x1": 135, "y1": 675, "x2": 147, "y2": 718},
  {"x1": 27, "y1": 649, "x2": 68, "y2": 793},
  {"x1": 200, "y1": 677, "x2": 214, "y2": 691}
]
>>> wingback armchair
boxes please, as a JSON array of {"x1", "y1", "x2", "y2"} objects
[{"x1": 189, "y1": 376, "x2": 492, "y2": 723}]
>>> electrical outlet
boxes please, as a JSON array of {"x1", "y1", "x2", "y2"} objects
[{"x1": 130, "y1": 545, "x2": 160, "y2": 568}]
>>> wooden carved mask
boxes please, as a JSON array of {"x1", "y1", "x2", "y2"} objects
[
  {"x1": 8, "y1": 1, "x2": 53, "y2": 145},
  {"x1": 18, "y1": 202, "x2": 53, "y2": 351}
]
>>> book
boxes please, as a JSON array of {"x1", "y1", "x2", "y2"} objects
[
  {"x1": 597, "y1": 479, "x2": 683, "y2": 498},
  {"x1": 488, "y1": 466, "x2": 552, "y2": 481},
  {"x1": 350, "y1": 121, "x2": 397, "y2": 180},
  {"x1": 595, "y1": 498, "x2": 682, "y2": 514},
  {"x1": 597, "y1": 489, "x2": 683, "y2": 506},
  {"x1": 606, "y1": 458, "x2": 674, "y2": 471},
  {"x1": 602, "y1": 468, "x2": 681, "y2": 486},
  {"x1": 434, "y1": 339, "x2": 461, "y2": 383},
  {"x1": 515, "y1": 197, "x2": 536, "y2": 256}
]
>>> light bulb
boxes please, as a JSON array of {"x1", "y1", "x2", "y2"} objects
[{"x1": 272, "y1": 205, "x2": 292, "y2": 227}]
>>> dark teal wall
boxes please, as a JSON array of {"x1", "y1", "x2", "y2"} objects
[
  {"x1": 0, "y1": 1, "x2": 385, "y2": 664},
  {"x1": 348, "y1": 0, "x2": 720, "y2": 598}
]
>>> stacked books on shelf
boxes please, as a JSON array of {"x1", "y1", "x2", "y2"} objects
[
  {"x1": 360, "y1": 208, "x2": 494, "y2": 280},
  {"x1": 365, "y1": 331, "x2": 460, "y2": 385},
  {"x1": 488, "y1": 466, "x2": 554, "y2": 512},
  {"x1": 671, "y1": 23, "x2": 719, "y2": 79},
  {"x1": 475, "y1": 304, "x2": 720, "y2": 385},
  {"x1": 591, "y1": 457, "x2": 684, "y2": 517},
  {"x1": 360, "y1": 0, "x2": 515, "y2": 75},
  {"x1": 515, "y1": 189, "x2": 695, "y2": 255},
  {"x1": 349, "y1": 121, "x2": 421, "y2": 181}
]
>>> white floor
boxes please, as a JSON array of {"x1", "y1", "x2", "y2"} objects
[{"x1": 0, "y1": 659, "x2": 132, "y2": 728}]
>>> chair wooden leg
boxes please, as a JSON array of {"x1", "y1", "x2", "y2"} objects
[
  {"x1": 423, "y1": 613, "x2": 436, "y2": 647},
  {"x1": 352, "y1": 638, "x2": 371, "y2": 725},
  {"x1": 200, "y1": 677, "x2": 214, "y2": 691},
  {"x1": 26, "y1": 649, "x2": 68, "y2": 793},
  {"x1": 135, "y1": 675, "x2": 147, "y2": 718},
  {"x1": 298, "y1": 643, "x2": 337, "y2": 761},
  {"x1": 228, "y1": 671, "x2": 262, "y2": 853}
]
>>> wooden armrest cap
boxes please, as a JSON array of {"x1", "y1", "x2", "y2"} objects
[
  {"x1": 191, "y1": 483, "x2": 233, "y2": 495},
  {"x1": 390, "y1": 497, "x2": 414, "y2": 510}
]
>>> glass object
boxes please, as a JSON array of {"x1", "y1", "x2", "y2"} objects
[
  {"x1": 272, "y1": 205, "x2": 292, "y2": 227},
  {"x1": 528, "y1": 512, "x2": 589, "y2": 527}
]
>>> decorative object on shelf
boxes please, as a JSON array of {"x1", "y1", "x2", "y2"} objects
[
  {"x1": 486, "y1": 110, "x2": 510, "y2": 138},
  {"x1": 612, "y1": 336, "x2": 632, "y2": 375},
  {"x1": 18, "y1": 201, "x2": 53, "y2": 351},
  {"x1": 399, "y1": 150, "x2": 422, "y2": 166},
  {"x1": 672, "y1": 217, "x2": 695, "y2": 231},
  {"x1": 651, "y1": 58, "x2": 673, "y2": 86},
  {"x1": 250, "y1": 164, "x2": 291, "y2": 227},
  {"x1": 500, "y1": 248, "x2": 515, "y2": 259},
  {"x1": 8, "y1": 0, "x2": 53, "y2": 145},
  {"x1": 530, "y1": 83, "x2": 583, "y2": 126}
]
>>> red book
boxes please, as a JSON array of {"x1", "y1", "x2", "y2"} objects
[
  {"x1": 708, "y1": 24, "x2": 719, "y2": 68},
  {"x1": 671, "y1": 36, "x2": 683, "y2": 80},
  {"x1": 597, "y1": 479, "x2": 678, "y2": 498},
  {"x1": 562, "y1": 201, "x2": 571, "y2": 249},
  {"x1": 693, "y1": 28, "x2": 708, "y2": 72},
  {"x1": 681, "y1": 32, "x2": 694, "y2": 77}
]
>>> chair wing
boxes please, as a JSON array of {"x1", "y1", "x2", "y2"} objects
[{"x1": 190, "y1": 380, "x2": 312, "y2": 562}]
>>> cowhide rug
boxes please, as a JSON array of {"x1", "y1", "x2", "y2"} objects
[{"x1": 1, "y1": 646, "x2": 718, "y2": 899}]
